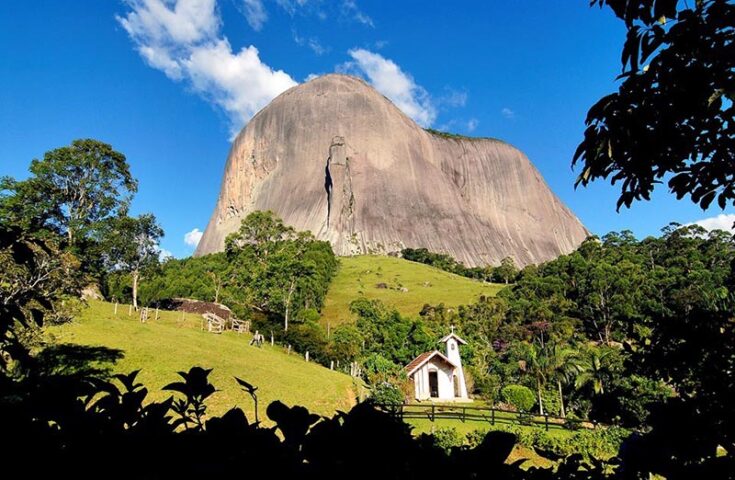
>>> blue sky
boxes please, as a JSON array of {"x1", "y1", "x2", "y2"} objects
[{"x1": 1, "y1": 0, "x2": 732, "y2": 258}]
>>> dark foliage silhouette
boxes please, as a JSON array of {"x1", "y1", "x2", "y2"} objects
[
  {"x1": 575, "y1": 0, "x2": 735, "y2": 211},
  {"x1": 2, "y1": 351, "x2": 631, "y2": 480}
]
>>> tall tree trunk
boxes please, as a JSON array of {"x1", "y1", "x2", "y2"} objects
[
  {"x1": 132, "y1": 270, "x2": 139, "y2": 310},
  {"x1": 557, "y1": 379, "x2": 566, "y2": 418},
  {"x1": 537, "y1": 378, "x2": 544, "y2": 415},
  {"x1": 284, "y1": 278, "x2": 295, "y2": 332}
]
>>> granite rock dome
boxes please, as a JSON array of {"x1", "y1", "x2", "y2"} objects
[{"x1": 195, "y1": 74, "x2": 588, "y2": 267}]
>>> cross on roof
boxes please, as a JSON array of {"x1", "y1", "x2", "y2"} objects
[{"x1": 450, "y1": 324, "x2": 455, "y2": 334}]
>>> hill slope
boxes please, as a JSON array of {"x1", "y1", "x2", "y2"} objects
[
  {"x1": 50, "y1": 301, "x2": 359, "y2": 419},
  {"x1": 321, "y1": 256, "x2": 505, "y2": 326},
  {"x1": 196, "y1": 74, "x2": 588, "y2": 267}
]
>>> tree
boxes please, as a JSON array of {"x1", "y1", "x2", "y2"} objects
[
  {"x1": 547, "y1": 344, "x2": 582, "y2": 418},
  {"x1": 0, "y1": 139, "x2": 137, "y2": 250},
  {"x1": 225, "y1": 213, "x2": 337, "y2": 331},
  {"x1": 621, "y1": 301, "x2": 735, "y2": 476},
  {"x1": 267, "y1": 233, "x2": 316, "y2": 332},
  {"x1": 574, "y1": 1, "x2": 735, "y2": 211},
  {"x1": 493, "y1": 257, "x2": 518, "y2": 284},
  {"x1": 101, "y1": 214, "x2": 163, "y2": 310},
  {"x1": 0, "y1": 224, "x2": 82, "y2": 372},
  {"x1": 577, "y1": 259, "x2": 642, "y2": 345},
  {"x1": 575, "y1": 348, "x2": 614, "y2": 395},
  {"x1": 225, "y1": 210, "x2": 294, "y2": 258},
  {"x1": 524, "y1": 341, "x2": 551, "y2": 415},
  {"x1": 329, "y1": 324, "x2": 364, "y2": 365}
]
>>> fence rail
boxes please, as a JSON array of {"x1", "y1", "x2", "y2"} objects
[{"x1": 374, "y1": 403, "x2": 596, "y2": 432}]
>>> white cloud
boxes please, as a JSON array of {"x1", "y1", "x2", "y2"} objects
[
  {"x1": 184, "y1": 228, "x2": 204, "y2": 247},
  {"x1": 119, "y1": 0, "x2": 297, "y2": 136},
  {"x1": 501, "y1": 107, "x2": 515, "y2": 119},
  {"x1": 292, "y1": 30, "x2": 327, "y2": 55},
  {"x1": 276, "y1": 0, "x2": 311, "y2": 16},
  {"x1": 373, "y1": 40, "x2": 389, "y2": 50},
  {"x1": 466, "y1": 118, "x2": 478, "y2": 132},
  {"x1": 242, "y1": 0, "x2": 267, "y2": 31},
  {"x1": 158, "y1": 247, "x2": 174, "y2": 261},
  {"x1": 341, "y1": 0, "x2": 373, "y2": 27},
  {"x1": 119, "y1": 0, "x2": 221, "y2": 46},
  {"x1": 438, "y1": 88, "x2": 468, "y2": 108},
  {"x1": 184, "y1": 40, "x2": 297, "y2": 129},
  {"x1": 687, "y1": 214, "x2": 735, "y2": 233},
  {"x1": 343, "y1": 48, "x2": 437, "y2": 127},
  {"x1": 275, "y1": 0, "x2": 370, "y2": 25}
]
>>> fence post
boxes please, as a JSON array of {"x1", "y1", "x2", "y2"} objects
[
  {"x1": 330, "y1": 360, "x2": 334, "y2": 370},
  {"x1": 305, "y1": 351, "x2": 309, "y2": 362},
  {"x1": 114, "y1": 302, "x2": 118, "y2": 315},
  {"x1": 462, "y1": 407, "x2": 466, "y2": 423},
  {"x1": 491, "y1": 408, "x2": 496, "y2": 425},
  {"x1": 431, "y1": 404, "x2": 435, "y2": 422},
  {"x1": 128, "y1": 304, "x2": 132, "y2": 316},
  {"x1": 545, "y1": 414, "x2": 549, "y2": 431}
]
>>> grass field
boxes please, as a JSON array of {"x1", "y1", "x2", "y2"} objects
[
  {"x1": 49, "y1": 300, "x2": 361, "y2": 421},
  {"x1": 321, "y1": 256, "x2": 505, "y2": 326},
  {"x1": 49, "y1": 300, "x2": 563, "y2": 468}
]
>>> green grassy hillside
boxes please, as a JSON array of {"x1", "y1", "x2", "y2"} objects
[
  {"x1": 321, "y1": 256, "x2": 505, "y2": 326},
  {"x1": 49, "y1": 300, "x2": 360, "y2": 420}
]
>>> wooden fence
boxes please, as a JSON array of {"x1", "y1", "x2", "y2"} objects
[{"x1": 374, "y1": 403, "x2": 596, "y2": 432}]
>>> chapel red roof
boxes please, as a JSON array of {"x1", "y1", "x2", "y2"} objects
[{"x1": 404, "y1": 350, "x2": 456, "y2": 376}]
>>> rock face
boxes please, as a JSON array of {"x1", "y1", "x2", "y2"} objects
[{"x1": 195, "y1": 74, "x2": 588, "y2": 267}]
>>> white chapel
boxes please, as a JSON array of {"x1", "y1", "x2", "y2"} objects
[{"x1": 404, "y1": 329, "x2": 469, "y2": 401}]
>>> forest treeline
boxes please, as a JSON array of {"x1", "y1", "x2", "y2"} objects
[{"x1": 105, "y1": 210, "x2": 338, "y2": 332}]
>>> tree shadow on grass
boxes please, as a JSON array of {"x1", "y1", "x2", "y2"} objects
[{"x1": 34, "y1": 343, "x2": 125, "y2": 379}]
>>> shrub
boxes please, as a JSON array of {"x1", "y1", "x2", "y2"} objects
[
  {"x1": 431, "y1": 427, "x2": 463, "y2": 453},
  {"x1": 541, "y1": 387, "x2": 561, "y2": 416},
  {"x1": 284, "y1": 320, "x2": 327, "y2": 361},
  {"x1": 465, "y1": 429, "x2": 488, "y2": 449},
  {"x1": 481, "y1": 424, "x2": 629, "y2": 461},
  {"x1": 370, "y1": 381, "x2": 404, "y2": 405},
  {"x1": 361, "y1": 353, "x2": 404, "y2": 384},
  {"x1": 297, "y1": 308, "x2": 321, "y2": 323},
  {"x1": 501, "y1": 384, "x2": 536, "y2": 412},
  {"x1": 470, "y1": 370, "x2": 501, "y2": 403}
]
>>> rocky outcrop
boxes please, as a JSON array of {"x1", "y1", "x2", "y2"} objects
[{"x1": 195, "y1": 74, "x2": 588, "y2": 267}]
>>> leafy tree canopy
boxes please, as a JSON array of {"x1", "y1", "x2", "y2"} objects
[
  {"x1": 99, "y1": 214, "x2": 164, "y2": 309},
  {"x1": 1, "y1": 139, "x2": 137, "y2": 246},
  {"x1": 575, "y1": 0, "x2": 735, "y2": 211}
]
